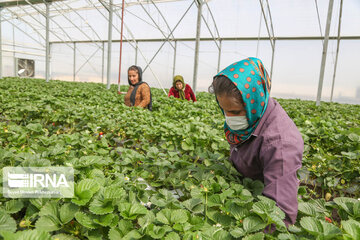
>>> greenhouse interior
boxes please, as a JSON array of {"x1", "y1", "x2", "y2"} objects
[{"x1": 0, "y1": 0, "x2": 359, "y2": 239}]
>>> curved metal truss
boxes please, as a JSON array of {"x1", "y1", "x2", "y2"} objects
[{"x1": 0, "y1": 0, "x2": 358, "y2": 104}]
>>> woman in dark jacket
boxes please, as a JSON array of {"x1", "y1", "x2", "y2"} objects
[{"x1": 124, "y1": 65, "x2": 152, "y2": 110}]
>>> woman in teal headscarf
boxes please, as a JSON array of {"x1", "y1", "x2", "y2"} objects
[
  {"x1": 215, "y1": 57, "x2": 271, "y2": 144},
  {"x1": 209, "y1": 57, "x2": 303, "y2": 227}
]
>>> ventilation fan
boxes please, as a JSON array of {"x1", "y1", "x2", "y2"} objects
[{"x1": 16, "y1": 58, "x2": 35, "y2": 77}]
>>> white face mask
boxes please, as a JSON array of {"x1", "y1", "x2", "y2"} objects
[{"x1": 225, "y1": 115, "x2": 249, "y2": 130}]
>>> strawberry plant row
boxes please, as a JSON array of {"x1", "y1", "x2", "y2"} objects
[{"x1": 0, "y1": 77, "x2": 359, "y2": 239}]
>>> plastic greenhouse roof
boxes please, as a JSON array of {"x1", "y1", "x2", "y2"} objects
[{"x1": 1, "y1": 0, "x2": 360, "y2": 104}]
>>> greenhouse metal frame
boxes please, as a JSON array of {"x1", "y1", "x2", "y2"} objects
[{"x1": 0, "y1": 0, "x2": 359, "y2": 105}]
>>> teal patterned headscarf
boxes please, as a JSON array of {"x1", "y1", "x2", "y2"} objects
[{"x1": 215, "y1": 57, "x2": 271, "y2": 145}]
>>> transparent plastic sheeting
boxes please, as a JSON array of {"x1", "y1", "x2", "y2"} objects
[
  {"x1": 49, "y1": 39, "x2": 360, "y2": 105},
  {"x1": 1, "y1": 0, "x2": 360, "y2": 104}
]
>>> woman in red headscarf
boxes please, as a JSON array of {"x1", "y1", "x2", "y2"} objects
[{"x1": 168, "y1": 75, "x2": 196, "y2": 102}]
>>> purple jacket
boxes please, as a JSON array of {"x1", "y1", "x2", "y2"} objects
[{"x1": 229, "y1": 97, "x2": 303, "y2": 225}]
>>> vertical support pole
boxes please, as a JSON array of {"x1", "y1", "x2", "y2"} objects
[
  {"x1": 49, "y1": 42, "x2": 52, "y2": 79},
  {"x1": 270, "y1": 39, "x2": 275, "y2": 79},
  {"x1": 13, "y1": 19, "x2": 16, "y2": 76},
  {"x1": 330, "y1": 0, "x2": 343, "y2": 102},
  {"x1": 45, "y1": 1, "x2": 50, "y2": 82},
  {"x1": 101, "y1": 41, "x2": 104, "y2": 84},
  {"x1": 192, "y1": 0, "x2": 203, "y2": 92},
  {"x1": 73, "y1": 42, "x2": 76, "y2": 81},
  {"x1": 316, "y1": 0, "x2": 334, "y2": 106},
  {"x1": 217, "y1": 40, "x2": 222, "y2": 73},
  {"x1": 172, "y1": 40, "x2": 177, "y2": 77},
  {"x1": 0, "y1": 7, "x2": 2, "y2": 79},
  {"x1": 106, "y1": 0, "x2": 113, "y2": 90},
  {"x1": 135, "y1": 42, "x2": 138, "y2": 65},
  {"x1": 117, "y1": 0, "x2": 125, "y2": 93}
]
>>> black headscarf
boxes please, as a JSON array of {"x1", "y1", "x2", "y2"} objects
[
  {"x1": 128, "y1": 65, "x2": 143, "y2": 86},
  {"x1": 128, "y1": 65, "x2": 152, "y2": 111}
]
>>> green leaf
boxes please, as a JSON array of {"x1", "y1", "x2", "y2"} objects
[
  {"x1": 268, "y1": 213, "x2": 287, "y2": 232},
  {"x1": 103, "y1": 186, "x2": 125, "y2": 199},
  {"x1": 75, "y1": 179, "x2": 101, "y2": 194},
  {"x1": 74, "y1": 212, "x2": 97, "y2": 229},
  {"x1": 5, "y1": 199, "x2": 24, "y2": 214},
  {"x1": 230, "y1": 227, "x2": 245, "y2": 238},
  {"x1": 93, "y1": 214, "x2": 114, "y2": 227},
  {"x1": 156, "y1": 209, "x2": 188, "y2": 225},
  {"x1": 348, "y1": 133, "x2": 359, "y2": 142},
  {"x1": 182, "y1": 198, "x2": 203, "y2": 214},
  {"x1": 75, "y1": 156, "x2": 109, "y2": 167},
  {"x1": 181, "y1": 141, "x2": 194, "y2": 151},
  {"x1": 122, "y1": 230, "x2": 142, "y2": 240},
  {"x1": 165, "y1": 232, "x2": 180, "y2": 240},
  {"x1": 108, "y1": 228, "x2": 123, "y2": 240},
  {"x1": 208, "y1": 194, "x2": 223, "y2": 207},
  {"x1": 156, "y1": 209, "x2": 171, "y2": 225},
  {"x1": 60, "y1": 203, "x2": 79, "y2": 224},
  {"x1": 226, "y1": 202, "x2": 248, "y2": 220},
  {"x1": 277, "y1": 233, "x2": 297, "y2": 240},
  {"x1": 206, "y1": 210, "x2": 234, "y2": 226},
  {"x1": 310, "y1": 199, "x2": 328, "y2": 214},
  {"x1": 52, "y1": 233, "x2": 78, "y2": 240},
  {"x1": 118, "y1": 219, "x2": 133, "y2": 235},
  {"x1": 298, "y1": 202, "x2": 318, "y2": 217},
  {"x1": 171, "y1": 209, "x2": 189, "y2": 224},
  {"x1": 72, "y1": 179, "x2": 101, "y2": 206},
  {"x1": 300, "y1": 216, "x2": 342, "y2": 239},
  {"x1": 5, "y1": 229, "x2": 51, "y2": 240},
  {"x1": 87, "y1": 168, "x2": 105, "y2": 180},
  {"x1": 25, "y1": 204, "x2": 39, "y2": 219},
  {"x1": 108, "y1": 220, "x2": 132, "y2": 239},
  {"x1": 288, "y1": 225, "x2": 302, "y2": 233},
  {"x1": 36, "y1": 201, "x2": 62, "y2": 232},
  {"x1": 109, "y1": 214, "x2": 119, "y2": 228},
  {"x1": 51, "y1": 144, "x2": 65, "y2": 155},
  {"x1": 119, "y1": 203, "x2": 148, "y2": 220},
  {"x1": 29, "y1": 199, "x2": 49, "y2": 210},
  {"x1": 71, "y1": 190, "x2": 93, "y2": 206},
  {"x1": 149, "y1": 196, "x2": 167, "y2": 207},
  {"x1": 333, "y1": 197, "x2": 359, "y2": 218},
  {"x1": 89, "y1": 190, "x2": 114, "y2": 215},
  {"x1": 39, "y1": 201, "x2": 59, "y2": 218},
  {"x1": 243, "y1": 232, "x2": 265, "y2": 240},
  {"x1": 129, "y1": 204, "x2": 148, "y2": 216},
  {"x1": 0, "y1": 231, "x2": 16, "y2": 240},
  {"x1": 146, "y1": 224, "x2": 168, "y2": 239},
  {"x1": 138, "y1": 211, "x2": 155, "y2": 229},
  {"x1": 214, "y1": 230, "x2": 232, "y2": 240},
  {"x1": 84, "y1": 229, "x2": 103, "y2": 240},
  {"x1": 341, "y1": 219, "x2": 360, "y2": 240},
  {"x1": 252, "y1": 197, "x2": 285, "y2": 222},
  {"x1": 252, "y1": 201, "x2": 271, "y2": 219},
  {"x1": 243, "y1": 216, "x2": 267, "y2": 233},
  {"x1": 26, "y1": 123, "x2": 43, "y2": 133},
  {"x1": 35, "y1": 216, "x2": 61, "y2": 232},
  {"x1": 0, "y1": 211, "x2": 17, "y2": 232}
]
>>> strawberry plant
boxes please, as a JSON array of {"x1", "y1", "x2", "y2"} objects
[{"x1": 0, "y1": 77, "x2": 359, "y2": 239}]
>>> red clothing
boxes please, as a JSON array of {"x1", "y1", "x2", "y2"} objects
[{"x1": 168, "y1": 84, "x2": 196, "y2": 102}]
